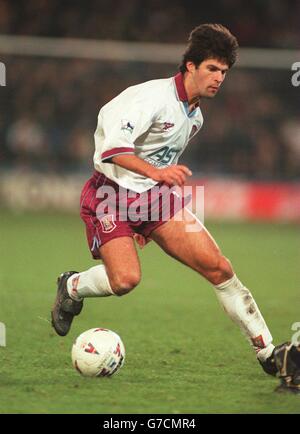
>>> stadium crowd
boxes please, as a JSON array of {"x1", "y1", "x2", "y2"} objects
[
  {"x1": 0, "y1": 0, "x2": 299, "y2": 47},
  {"x1": 0, "y1": 0, "x2": 299, "y2": 179}
]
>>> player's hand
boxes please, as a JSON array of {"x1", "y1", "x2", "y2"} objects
[{"x1": 150, "y1": 165, "x2": 192, "y2": 186}]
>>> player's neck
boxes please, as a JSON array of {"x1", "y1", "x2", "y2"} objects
[{"x1": 183, "y1": 73, "x2": 201, "y2": 110}]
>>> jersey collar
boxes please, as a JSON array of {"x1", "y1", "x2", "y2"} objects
[
  {"x1": 174, "y1": 72, "x2": 188, "y2": 102},
  {"x1": 174, "y1": 72, "x2": 199, "y2": 116}
]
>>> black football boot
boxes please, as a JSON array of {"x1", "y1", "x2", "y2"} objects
[{"x1": 51, "y1": 271, "x2": 83, "y2": 336}]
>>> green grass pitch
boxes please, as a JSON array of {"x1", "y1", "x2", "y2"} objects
[{"x1": 0, "y1": 210, "x2": 299, "y2": 413}]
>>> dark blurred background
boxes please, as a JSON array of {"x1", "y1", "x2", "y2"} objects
[
  {"x1": 0, "y1": 0, "x2": 299, "y2": 181},
  {"x1": 1, "y1": 0, "x2": 299, "y2": 46}
]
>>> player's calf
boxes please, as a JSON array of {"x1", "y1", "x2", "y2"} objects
[{"x1": 214, "y1": 274, "x2": 275, "y2": 359}]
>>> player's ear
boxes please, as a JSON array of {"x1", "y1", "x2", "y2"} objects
[{"x1": 186, "y1": 61, "x2": 196, "y2": 73}]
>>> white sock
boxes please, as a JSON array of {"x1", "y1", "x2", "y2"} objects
[
  {"x1": 67, "y1": 265, "x2": 115, "y2": 300},
  {"x1": 214, "y1": 274, "x2": 275, "y2": 361}
]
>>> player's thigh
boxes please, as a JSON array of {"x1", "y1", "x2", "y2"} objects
[
  {"x1": 99, "y1": 236, "x2": 141, "y2": 290},
  {"x1": 151, "y1": 208, "x2": 232, "y2": 276}
]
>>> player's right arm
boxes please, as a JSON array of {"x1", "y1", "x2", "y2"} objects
[{"x1": 111, "y1": 154, "x2": 192, "y2": 187}]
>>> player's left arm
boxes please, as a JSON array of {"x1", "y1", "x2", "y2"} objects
[{"x1": 111, "y1": 154, "x2": 192, "y2": 187}]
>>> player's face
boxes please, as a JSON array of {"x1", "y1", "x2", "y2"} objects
[{"x1": 189, "y1": 58, "x2": 229, "y2": 98}]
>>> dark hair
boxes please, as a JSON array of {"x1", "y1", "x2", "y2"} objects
[{"x1": 179, "y1": 24, "x2": 239, "y2": 73}]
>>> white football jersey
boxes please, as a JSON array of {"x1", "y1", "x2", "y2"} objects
[{"x1": 93, "y1": 73, "x2": 203, "y2": 192}]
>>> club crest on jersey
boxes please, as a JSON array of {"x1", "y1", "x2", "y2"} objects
[
  {"x1": 121, "y1": 119, "x2": 134, "y2": 134},
  {"x1": 163, "y1": 122, "x2": 175, "y2": 131},
  {"x1": 99, "y1": 214, "x2": 117, "y2": 233}
]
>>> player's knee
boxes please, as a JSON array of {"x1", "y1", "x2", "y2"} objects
[
  {"x1": 111, "y1": 271, "x2": 141, "y2": 296},
  {"x1": 204, "y1": 255, "x2": 233, "y2": 285},
  {"x1": 217, "y1": 256, "x2": 234, "y2": 282}
]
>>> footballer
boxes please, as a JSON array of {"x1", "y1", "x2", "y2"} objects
[{"x1": 51, "y1": 24, "x2": 300, "y2": 393}]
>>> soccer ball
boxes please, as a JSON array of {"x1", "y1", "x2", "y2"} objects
[{"x1": 71, "y1": 328, "x2": 125, "y2": 377}]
